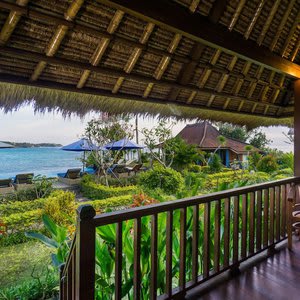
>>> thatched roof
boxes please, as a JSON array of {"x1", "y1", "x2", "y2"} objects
[
  {"x1": 0, "y1": 0, "x2": 299, "y2": 128},
  {"x1": 177, "y1": 122, "x2": 260, "y2": 154}
]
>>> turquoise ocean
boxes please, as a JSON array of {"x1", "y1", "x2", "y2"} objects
[{"x1": 0, "y1": 147, "x2": 82, "y2": 179}]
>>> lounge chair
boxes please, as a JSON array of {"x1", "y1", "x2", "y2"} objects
[
  {"x1": 125, "y1": 163, "x2": 143, "y2": 176},
  {"x1": 13, "y1": 173, "x2": 34, "y2": 191},
  {"x1": 0, "y1": 178, "x2": 14, "y2": 195},
  {"x1": 57, "y1": 168, "x2": 82, "y2": 185}
]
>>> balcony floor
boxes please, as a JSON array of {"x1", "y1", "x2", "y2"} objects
[{"x1": 187, "y1": 239, "x2": 300, "y2": 300}]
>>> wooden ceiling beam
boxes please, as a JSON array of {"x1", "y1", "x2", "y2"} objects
[
  {"x1": 0, "y1": 1, "x2": 292, "y2": 88},
  {"x1": 208, "y1": 0, "x2": 227, "y2": 24},
  {"x1": 0, "y1": 73, "x2": 285, "y2": 120},
  {"x1": 97, "y1": 0, "x2": 300, "y2": 78},
  {"x1": 0, "y1": 46, "x2": 284, "y2": 112}
]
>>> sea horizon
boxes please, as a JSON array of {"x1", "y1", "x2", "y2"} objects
[{"x1": 0, "y1": 147, "x2": 82, "y2": 179}]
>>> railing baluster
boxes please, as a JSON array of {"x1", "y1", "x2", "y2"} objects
[
  {"x1": 269, "y1": 187, "x2": 275, "y2": 245},
  {"x1": 134, "y1": 218, "x2": 142, "y2": 300},
  {"x1": 150, "y1": 214, "x2": 158, "y2": 300},
  {"x1": 75, "y1": 205, "x2": 96, "y2": 300},
  {"x1": 72, "y1": 250, "x2": 76, "y2": 300},
  {"x1": 115, "y1": 222, "x2": 123, "y2": 300},
  {"x1": 263, "y1": 189, "x2": 269, "y2": 248},
  {"x1": 275, "y1": 186, "x2": 281, "y2": 241},
  {"x1": 233, "y1": 196, "x2": 239, "y2": 264},
  {"x1": 67, "y1": 255, "x2": 72, "y2": 299},
  {"x1": 165, "y1": 211, "x2": 173, "y2": 297},
  {"x1": 213, "y1": 201, "x2": 221, "y2": 273},
  {"x1": 179, "y1": 208, "x2": 187, "y2": 290},
  {"x1": 60, "y1": 264, "x2": 65, "y2": 300},
  {"x1": 241, "y1": 194, "x2": 248, "y2": 259},
  {"x1": 192, "y1": 205, "x2": 199, "y2": 283},
  {"x1": 249, "y1": 192, "x2": 255, "y2": 255},
  {"x1": 281, "y1": 184, "x2": 287, "y2": 237},
  {"x1": 256, "y1": 190, "x2": 262, "y2": 251},
  {"x1": 223, "y1": 198, "x2": 230, "y2": 268},
  {"x1": 203, "y1": 202, "x2": 211, "y2": 278}
]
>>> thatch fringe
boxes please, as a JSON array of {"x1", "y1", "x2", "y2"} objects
[{"x1": 0, "y1": 82, "x2": 292, "y2": 129}]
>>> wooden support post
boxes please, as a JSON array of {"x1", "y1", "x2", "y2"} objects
[
  {"x1": 76, "y1": 205, "x2": 96, "y2": 300},
  {"x1": 295, "y1": 80, "x2": 300, "y2": 177}
]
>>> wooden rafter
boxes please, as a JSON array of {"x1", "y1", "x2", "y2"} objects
[
  {"x1": 78, "y1": 10, "x2": 124, "y2": 89},
  {"x1": 189, "y1": 0, "x2": 200, "y2": 13},
  {"x1": 0, "y1": 0, "x2": 28, "y2": 45},
  {"x1": 97, "y1": 0, "x2": 300, "y2": 78},
  {"x1": 228, "y1": 0, "x2": 246, "y2": 31},
  {"x1": 30, "y1": 0, "x2": 84, "y2": 81},
  {"x1": 169, "y1": 43, "x2": 205, "y2": 101},
  {"x1": 244, "y1": 1, "x2": 265, "y2": 40},
  {"x1": 209, "y1": 0, "x2": 227, "y2": 24},
  {"x1": 269, "y1": 0, "x2": 296, "y2": 51},
  {"x1": 0, "y1": 46, "x2": 285, "y2": 113},
  {"x1": 291, "y1": 39, "x2": 300, "y2": 62}
]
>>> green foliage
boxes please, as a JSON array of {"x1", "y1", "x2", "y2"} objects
[
  {"x1": 0, "y1": 267, "x2": 58, "y2": 299},
  {"x1": 0, "y1": 198, "x2": 46, "y2": 217},
  {"x1": 0, "y1": 241, "x2": 53, "y2": 288},
  {"x1": 218, "y1": 123, "x2": 249, "y2": 142},
  {"x1": 26, "y1": 215, "x2": 70, "y2": 268},
  {"x1": 165, "y1": 137, "x2": 201, "y2": 170},
  {"x1": 81, "y1": 176, "x2": 137, "y2": 200},
  {"x1": 0, "y1": 232, "x2": 30, "y2": 247},
  {"x1": 277, "y1": 152, "x2": 294, "y2": 170},
  {"x1": 2, "y1": 209, "x2": 43, "y2": 233},
  {"x1": 248, "y1": 129, "x2": 271, "y2": 150},
  {"x1": 248, "y1": 151, "x2": 262, "y2": 171},
  {"x1": 187, "y1": 164, "x2": 202, "y2": 173},
  {"x1": 43, "y1": 190, "x2": 76, "y2": 226},
  {"x1": 32, "y1": 175, "x2": 54, "y2": 199},
  {"x1": 138, "y1": 165, "x2": 184, "y2": 194},
  {"x1": 84, "y1": 195, "x2": 133, "y2": 212},
  {"x1": 208, "y1": 153, "x2": 223, "y2": 173},
  {"x1": 257, "y1": 155, "x2": 278, "y2": 173},
  {"x1": 273, "y1": 168, "x2": 293, "y2": 177}
]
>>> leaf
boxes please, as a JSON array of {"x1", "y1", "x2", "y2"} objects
[
  {"x1": 42, "y1": 214, "x2": 57, "y2": 237},
  {"x1": 25, "y1": 232, "x2": 58, "y2": 248}
]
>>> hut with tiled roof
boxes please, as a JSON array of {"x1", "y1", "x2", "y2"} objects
[{"x1": 177, "y1": 121, "x2": 260, "y2": 166}]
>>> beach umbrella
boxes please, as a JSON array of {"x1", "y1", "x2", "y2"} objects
[
  {"x1": 61, "y1": 138, "x2": 102, "y2": 171},
  {"x1": 104, "y1": 138, "x2": 144, "y2": 150},
  {"x1": 0, "y1": 141, "x2": 14, "y2": 148}
]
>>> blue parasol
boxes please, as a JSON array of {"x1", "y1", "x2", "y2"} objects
[{"x1": 104, "y1": 138, "x2": 144, "y2": 150}]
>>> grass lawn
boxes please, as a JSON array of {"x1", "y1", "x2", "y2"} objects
[{"x1": 0, "y1": 241, "x2": 53, "y2": 288}]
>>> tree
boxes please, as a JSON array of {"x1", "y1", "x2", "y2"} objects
[
  {"x1": 142, "y1": 120, "x2": 175, "y2": 168},
  {"x1": 248, "y1": 129, "x2": 271, "y2": 150},
  {"x1": 218, "y1": 123, "x2": 249, "y2": 142},
  {"x1": 166, "y1": 137, "x2": 202, "y2": 170},
  {"x1": 84, "y1": 115, "x2": 134, "y2": 185}
]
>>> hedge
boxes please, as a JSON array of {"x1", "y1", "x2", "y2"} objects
[
  {"x1": 83, "y1": 195, "x2": 133, "y2": 211},
  {"x1": 81, "y1": 181, "x2": 137, "y2": 200},
  {"x1": 0, "y1": 199, "x2": 46, "y2": 217}
]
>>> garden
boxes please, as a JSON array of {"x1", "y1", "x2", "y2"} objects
[{"x1": 0, "y1": 119, "x2": 295, "y2": 299}]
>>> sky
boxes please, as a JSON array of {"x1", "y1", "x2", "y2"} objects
[{"x1": 0, "y1": 104, "x2": 293, "y2": 152}]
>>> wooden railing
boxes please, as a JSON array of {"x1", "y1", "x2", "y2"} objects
[{"x1": 60, "y1": 177, "x2": 300, "y2": 300}]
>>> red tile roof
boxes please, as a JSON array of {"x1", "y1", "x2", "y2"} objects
[{"x1": 177, "y1": 122, "x2": 260, "y2": 154}]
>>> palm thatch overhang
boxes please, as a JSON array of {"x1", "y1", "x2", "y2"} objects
[{"x1": 0, "y1": 0, "x2": 299, "y2": 128}]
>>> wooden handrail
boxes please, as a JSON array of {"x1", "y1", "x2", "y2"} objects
[
  {"x1": 92, "y1": 177, "x2": 300, "y2": 226},
  {"x1": 60, "y1": 177, "x2": 298, "y2": 300}
]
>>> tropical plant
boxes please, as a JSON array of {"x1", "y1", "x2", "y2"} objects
[
  {"x1": 26, "y1": 215, "x2": 71, "y2": 267},
  {"x1": 142, "y1": 120, "x2": 175, "y2": 168},
  {"x1": 208, "y1": 153, "x2": 223, "y2": 173},
  {"x1": 138, "y1": 165, "x2": 184, "y2": 194},
  {"x1": 256, "y1": 155, "x2": 278, "y2": 174},
  {"x1": 218, "y1": 123, "x2": 249, "y2": 142}
]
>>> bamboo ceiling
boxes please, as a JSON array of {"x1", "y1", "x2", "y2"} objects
[{"x1": 0, "y1": 0, "x2": 299, "y2": 128}]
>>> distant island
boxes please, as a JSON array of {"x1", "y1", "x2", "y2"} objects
[{"x1": 0, "y1": 141, "x2": 62, "y2": 148}]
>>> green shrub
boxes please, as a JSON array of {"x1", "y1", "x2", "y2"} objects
[
  {"x1": 277, "y1": 152, "x2": 294, "y2": 170},
  {"x1": 187, "y1": 164, "x2": 202, "y2": 173},
  {"x1": 2, "y1": 209, "x2": 43, "y2": 233},
  {"x1": 43, "y1": 190, "x2": 76, "y2": 226},
  {"x1": 273, "y1": 168, "x2": 293, "y2": 177},
  {"x1": 0, "y1": 198, "x2": 46, "y2": 217},
  {"x1": 257, "y1": 155, "x2": 278, "y2": 173},
  {"x1": 84, "y1": 195, "x2": 133, "y2": 212},
  {"x1": 0, "y1": 267, "x2": 58, "y2": 299},
  {"x1": 81, "y1": 179, "x2": 137, "y2": 200},
  {"x1": 208, "y1": 153, "x2": 223, "y2": 173},
  {"x1": 0, "y1": 232, "x2": 30, "y2": 247},
  {"x1": 138, "y1": 165, "x2": 184, "y2": 194}
]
